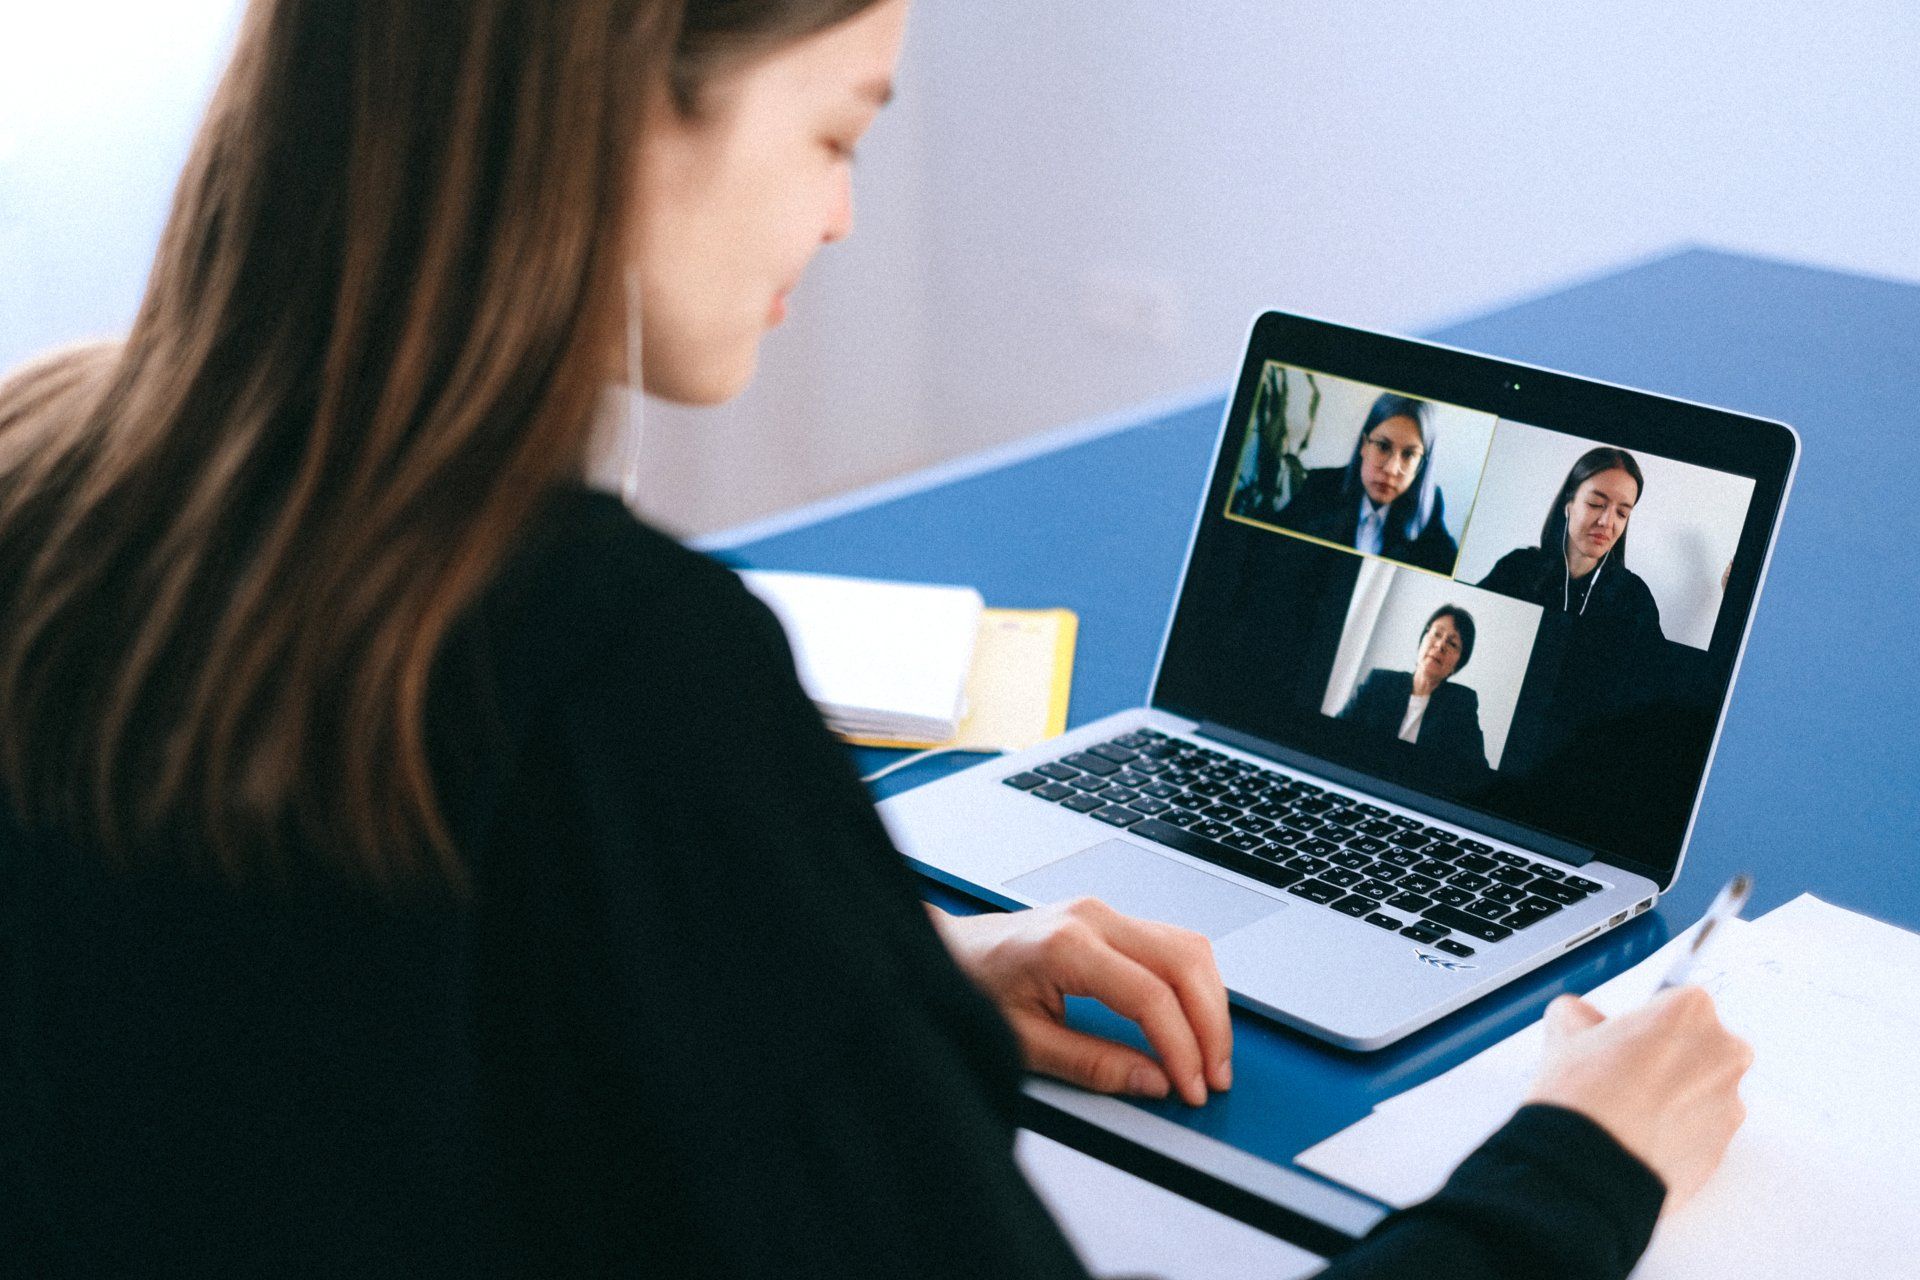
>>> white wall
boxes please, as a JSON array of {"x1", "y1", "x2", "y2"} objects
[
  {"x1": 5, "y1": 1, "x2": 1917, "y2": 535},
  {"x1": 1454, "y1": 420, "x2": 1755, "y2": 650}
]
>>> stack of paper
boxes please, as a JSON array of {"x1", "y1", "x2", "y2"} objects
[
  {"x1": 738, "y1": 570, "x2": 984, "y2": 744},
  {"x1": 1296, "y1": 895, "x2": 1920, "y2": 1276},
  {"x1": 852, "y1": 607, "x2": 1078, "y2": 754}
]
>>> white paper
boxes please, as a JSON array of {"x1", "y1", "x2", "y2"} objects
[
  {"x1": 738, "y1": 569, "x2": 983, "y2": 741},
  {"x1": 1297, "y1": 896, "x2": 1920, "y2": 1278}
]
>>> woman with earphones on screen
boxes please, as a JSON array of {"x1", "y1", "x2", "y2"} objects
[{"x1": 1476, "y1": 447, "x2": 1665, "y2": 640}]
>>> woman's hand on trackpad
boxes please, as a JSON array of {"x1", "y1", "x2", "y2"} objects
[{"x1": 928, "y1": 898, "x2": 1232, "y2": 1107}]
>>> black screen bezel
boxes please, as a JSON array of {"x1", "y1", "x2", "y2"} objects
[{"x1": 1150, "y1": 311, "x2": 1798, "y2": 889}]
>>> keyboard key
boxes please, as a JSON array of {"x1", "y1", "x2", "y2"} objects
[
  {"x1": 1364, "y1": 911, "x2": 1402, "y2": 930},
  {"x1": 1200, "y1": 803, "x2": 1240, "y2": 822},
  {"x1": 1331, "y1": 894, "x2": 1375, "y2": 918},
  {"x1": 1190, "y1": 780, "x2": 1230, "y2": 798},
  {"x1": 1457, "y1": 838, "x2": 1493, "y2": 855},
  {"x1": 1386, "y1": 814, "x2": 1421, "y2": 828},
  {"x1": 1381, "y1": 849, "x2": 1422, "y2": 868},
  {"x1": 1491, "y1": 866, "x2": 1534, "y2": 886},
  {"x1": 1002, "y1": 772, "x2": 1046, "y2": 790},
  {"x1": 1564, "y1": 875, "x2": 1605, "y2": 894},
  {"x1": 1069, "y1": 775, "x2": 1110, "y2": 793},
  {"x1": 1365, "y1": 863, "x2": 1405, "y2": 883},
  {"x1": 1222, "y1": 790, "x2": 1264, "y2": 809},
  {"x1": 1291, "y1": 780, "x2": 1325, "y2": 796},
  {"x1": 1089, "y1": 742, "x2": 1139, "y2": 764},
  {"x1": 1413, "y1": 858, "x2": 1454, "y2": 878},
  {"x1": 1129, "y1": 758, "x2": 1168, "y2": 776},
  {"x1": 1355, "y1": 802, "x2": 1388, "y2": 818},
  {"x1": 1358, "y1": 820, "x2": 1398, "y2": 839},
  {"x1": 1141, "y1": 782, "x2": 1179, "y2": 800},
  {"x1": 1112, "y1": 732, "x2": 1154, "y2": 749},
  {"x1": 1283, "y1": 854, "x2": 1330, "y2": 875},
  {"x1": 1092, "y1": 805, "x2": 1145, "y2": 828},
  {"x1": 1485, "y1": 884, "x2": 1528, "y2": 905},
  {"x1": 1131, "y1": 797, "x2": 1170, "y2": 816},
  {"x1": 1397, "y1": 873, "x2": 1441, "y2": 896},
  {"x1": 1449, "y1": 870, "x2": 1492, "y2": 891},
  {"x1": 1294, "y1": 797, "x2": 1334, "y2": 816},
  {"x1": 1062, "y1": 793, "x2": 1104, "y2": 813},
  {"x1": 1402, "y1": 922, "x2": 1450, "y2": 943},
  {"x1": 1388, "y1": 829, "x2": 1432, "y2": 850},
  {"x1": 1355, "y1": 879, "x2": 1395, "y2": 901},
  {"x1": 1297, "y1": 838, "x2": 1340, "y2": 859},
  {"x1": 1265, "y1": 828, "x2": 1306, "y2": 847},
  {"x1": 1034, "y1": 782, "x2": 1076, "y2": 802},
  {"x1": 1193, "y1": 820, "x2": 1233, "y2": 840},
  {"x1": 1103, "y1": 787, "x2": 1140, "y2": 805},
  {"x1": 1422, "y1": 904, "x2": 1515, "y2": 942},
  {"x1": 1126, "y1": 818, "x2": 1306, "y2": 893},
  {"x1": 1490, "y1": 851, "x2": 1527, "y2": 867},
  {"x1": 1322, "y1": 867, "x2": 1364, "y2": 888},
  {"x1": 1036, "y1": 762, "x2": 1079, "y2": 780},
  {"x1": 1160, "y1": 809, "x2": 1202, "y2": 828},
  {"x1": 1388, "y1": 891, "x2": 1434, "y2": 912},
  {"x1": 1529, "y1": 864, "x2": 1566, "y2": 880},
  {"x1": 1452, "y1": 853, "x2": 1496, "y2": 874},
  {"x1": 1346, "y1": 835, "x2": 1389, "y2": 855},
  {"x1": 1435, "y1": 939, "x2": 1476, "y2": 958},
  {"x1": 1527, "y1": 879, "x2": 1586, "y2": 905},
  {"x1": 1063, "y1": 752, "x2": 1120, "y2": 777},
  {"x1": 1503, "y1": 899, "x2": 1564, "y2": 930},
  {"x1": 1108, "y1": 771, "x2": 1150, "y2": 791},
  {"x1": 1287, "y1": 879, "x2": 1344, "y2": 905},
  {"x1": 1330, "y1": 851, "x2": 1373, "y2": 870},
  {"x1": 1465, "y1": 899, "x2": 1511, "y2": 921},
  {"x1": 1223, "y1": 831, "x2": 1267, "y2": 853},
  {"x1": 1237, "y1": 815, "x2": 1275, "y2": 835},
  {"x1": 1434, "y1": 886, "x2": 1475, "y2": 907}
]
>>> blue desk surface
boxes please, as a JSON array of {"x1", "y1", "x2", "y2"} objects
[{"x1": 720, "y1": 248, "x2": 1920, "y2": 1233}]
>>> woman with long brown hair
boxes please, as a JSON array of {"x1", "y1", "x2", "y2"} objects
[{"x1": 0, "y1": 2, "x2": 1750, "y2": 1275}]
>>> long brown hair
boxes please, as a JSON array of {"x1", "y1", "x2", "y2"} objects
[{"x1": 0, "y1": 0, "x2": 885, "y2": 888}]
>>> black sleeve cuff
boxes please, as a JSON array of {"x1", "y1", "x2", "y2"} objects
[{"x1": 1328, "y1": 1103, "x2": 1666, "y2": 1280}]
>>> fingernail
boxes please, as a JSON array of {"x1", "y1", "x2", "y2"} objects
[
  {"x1": 1129, "y1": 1066, "x2": 1168, "y2": 1098},
  {"x1": 1190, "y1": 1074, "x2": 1208, "y2": 1104},
  {"x1": 1216, "y1": 1060, "x2": 1233, "y2": 1091}
]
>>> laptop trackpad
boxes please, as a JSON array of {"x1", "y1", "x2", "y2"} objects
[{"x1": 1005, "y1": 839, "x2": 1287, "y2": 940}]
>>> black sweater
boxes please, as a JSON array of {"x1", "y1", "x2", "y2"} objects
[{"x1": 0, "y1": 488, "x2": 1662, "y2": 1277}]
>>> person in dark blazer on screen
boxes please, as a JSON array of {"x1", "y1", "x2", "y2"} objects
[
  {"x1": 1340, "y1": 605, "x2": 1489, "y2": 769},
  {"x1": 1275, "y1": 392, "x2": 1460, "y2": 573}
]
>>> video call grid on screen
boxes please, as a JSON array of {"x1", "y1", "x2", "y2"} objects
[
  {"x1": 1222, "y1": 358, "x2": 1757, "y2": 654},
  {"x1": 1156, "y1": 329, "x2": 1792, "y2": 880}
]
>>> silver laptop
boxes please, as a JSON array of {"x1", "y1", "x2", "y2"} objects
[{"x1": 879, "y1": 311, "x2": 1797, "y2": 1049}]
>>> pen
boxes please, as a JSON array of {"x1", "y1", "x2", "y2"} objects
[{"x1": 1655, "y1": 873, "x2": 1753, "y2": 992}]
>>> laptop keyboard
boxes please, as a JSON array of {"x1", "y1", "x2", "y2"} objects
[{"x1": 1001, "y1": 729, "x2": 1608, "y2": 960}]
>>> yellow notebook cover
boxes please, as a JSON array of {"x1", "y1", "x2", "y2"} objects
[{"x1": 843, "y1": 608, "x2": 1077, "y2": 753}]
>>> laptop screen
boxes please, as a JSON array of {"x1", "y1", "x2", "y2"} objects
[{"x1": 1153, "y1": 313, "x2": 1796, "y2": 887}]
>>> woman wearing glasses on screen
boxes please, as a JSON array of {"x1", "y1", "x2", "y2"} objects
[
  {"x1": 0, "y1": 1, "x2": 1748, "y2": 1275},
  {"x1": 1477, "y1": 447, "x2": 1665, "y2": 640},
  {"x1": 1274, "y1": 393, "x2": 1460, "y2": 574}
]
